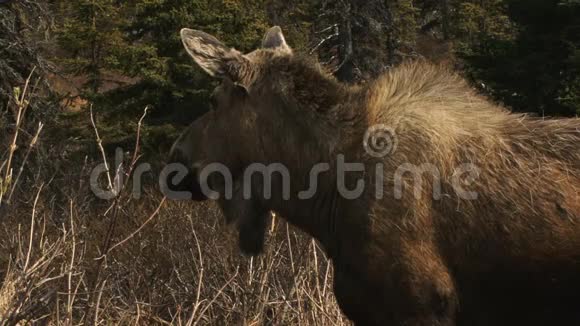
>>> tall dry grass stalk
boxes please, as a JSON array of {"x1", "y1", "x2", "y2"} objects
[
  {"x1": 1, "y1": 68, "x2": 44, "y2": 207},
  {"x1": 0, "y1": 78, "x2": 348, "y2": 324}
]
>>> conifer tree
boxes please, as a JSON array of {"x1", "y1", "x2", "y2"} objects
[{"x1": 54, "y1": 0, "x2": 130, "y2": 95}]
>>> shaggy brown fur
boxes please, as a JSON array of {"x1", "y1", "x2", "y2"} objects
[{"x1": 168, "y1": 26, "x2": 580, "y2": 326}]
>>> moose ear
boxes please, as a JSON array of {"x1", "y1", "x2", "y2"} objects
[
  {"x1": 181, "y1": 28, "x2": 249, "y2": 79},
  {"x1": 261, "y1": 26, "x2": 292, "y2": 54}
]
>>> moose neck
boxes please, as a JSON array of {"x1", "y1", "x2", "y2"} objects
[
  {"x1": 249, "y1": 109, "x2": 368, "y2": 258},
  {"x1": 261, "y1": 159, "x2": 372, "y2": 260},
  {"x1": 241, "y1": 56, "x2": 372, "y2": 255},
  {"x1": 266, "y1": 173, "x2": 343, "y2": 256}
]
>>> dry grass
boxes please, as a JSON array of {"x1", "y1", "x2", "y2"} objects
[{"x1": 0, "y1": 78, "x2": 349, "y2": 325}]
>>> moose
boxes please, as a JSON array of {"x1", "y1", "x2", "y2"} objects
[{"x1": 165, "y1": 26, "x2": 580, "y2": 325}]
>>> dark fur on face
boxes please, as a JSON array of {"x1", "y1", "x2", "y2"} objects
[{"x1": 217, "y1": 179, "x2": 269, "y2": 256}]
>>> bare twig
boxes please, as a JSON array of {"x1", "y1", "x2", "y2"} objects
[
  {"x1": 193, "y1": 266, "x2": 240, "y2": 326},
  {"x1": 94, "y1": 279, "x2": 107, "y2": 325},
  {"x1": 188, "y1": 214, "x2": 205, "y2": 323},
  {"x1": 310, "y1": 26, "x2": 339, "y2": 54},
  {"x1": 101, "y1": 197, "x2": 166, "y2": 256},
  {"x1": 7, "y1": 121, "x2": 44, "y2": 203},
  {"x1": 24, "y1": 183, "x2": 44, "y2": 272},
  {"x1": 89, "y1": 105, "x2": 114, "y2": 193},
  {"x1": 1, "y1": 67, "x2": 37, "y2": 206},
  {"x1": 67, "y1": 200, "x2": 77, "y2": 323}
]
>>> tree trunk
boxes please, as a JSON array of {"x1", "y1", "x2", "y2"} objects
[
  {"x1": 336, "y1": 12, "x2": 355, "y2": 83},
  {"x1": 335, "y1": 1, "x2": 355, "y2": 83},
  {"x1": 384, "y1": 0, "x2": 396, "y2": 66},
  {"x1": 441, "y1": 0, "x2": 450, "y2": 40}
]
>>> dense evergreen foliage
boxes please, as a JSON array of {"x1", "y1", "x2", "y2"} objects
[
  {"x1": 0, "y1": 1, "x2": 55, "y2": 122},
  {"x1": 3, "y1": 0, "x2": 579, "y2": 154},
  {"x1": 456, "y1": 0, "x2": 580, "y2": 116}
]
